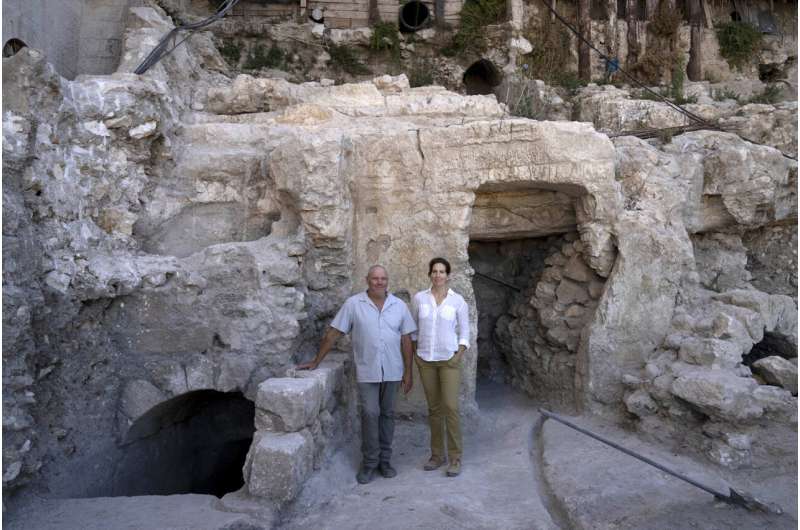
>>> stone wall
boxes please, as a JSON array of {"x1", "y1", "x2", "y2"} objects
[
  {"x1": 2, "y1": 4, "x2": 796, "y2": 507},
  {"x1": 2, "y1": 0, "x2": 136, "y2": 79}
]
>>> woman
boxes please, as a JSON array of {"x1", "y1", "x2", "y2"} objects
[{"x1": 411, "y1": 257, "x2": 470, "y2": 477}]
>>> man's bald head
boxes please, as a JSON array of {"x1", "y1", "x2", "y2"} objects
[{"x1": 365, "y1": 265, "x2": 389, "y2": 299}]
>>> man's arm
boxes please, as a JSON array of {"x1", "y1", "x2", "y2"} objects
[
  {"x1": 401, "y1": 333, "x2": 413, "y2": 394},
  {"x1": 297, "y1": 326, "x2": 343, "y2": 370}
]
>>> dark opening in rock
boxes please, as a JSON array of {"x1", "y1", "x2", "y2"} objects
[
  {"x1": 469, "y1": 238, "x2": 552, "y2": 383},
  {"x1": 463, "y1": 59, "x2": 503, "y2": 95},
  {"x1": 3, "y1": 38, "x2": 27, "y2": 58},
  {"x1": 758, "y1": 62, "x2": 785, "y2": 82},
  {"x1": 111, "y1": 390, "x2": 255, "y2": 497},
  {"x1": 399, "y1": 1, "x2": 430, "y2": 32},
  {"x1": 743, "y1": 332, "x2": 796, "y2": 366},
  {"x1": 730, "y1": 10, "x2": 742, "y2": 21}
]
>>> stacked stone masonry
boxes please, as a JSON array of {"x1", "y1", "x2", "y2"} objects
[{"x1": 245, "y1": 358, "x2": 350, "y2": 504}]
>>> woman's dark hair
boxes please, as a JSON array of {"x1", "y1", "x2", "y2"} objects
[{"x1": 428, "y1": 257, "x2": 451, "y2": 275}]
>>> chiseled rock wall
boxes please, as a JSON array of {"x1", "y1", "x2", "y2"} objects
[{"x1": 2, "y1": 4, "x2": 796, "y2": 505}]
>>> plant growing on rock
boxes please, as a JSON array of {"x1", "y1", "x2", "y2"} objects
[
  {"x1": 328, "y1": 44, "x2": 372, "y2": 76},
  {"x1": 243, "y1": 44, "x2": 286, "y2": 70},
  {"x1": 218, "y1": 39, "x2": 241, "y2": 66},
  {"x1": 370, "y1": 21, "x2": 401, "y2": 61},
  {"x1": 715, "y1": 21, "x2": 762, "y2": 71},
  {"x1": 442, "y1": 0, "x2": 505, "y2": 56},
  {"x1": 409, "y1": 59, "x2": 435, "y2": 87}
]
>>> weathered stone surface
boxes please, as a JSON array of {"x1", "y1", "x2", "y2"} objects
[
  {"x1": 752, "y1": 356, "x2": 798, "y2": 395},
  {"x1": 246, "y1": 431, "x2": 313, "y2": 503},
  {"x1": 670, "y1": 370, "x2": 762, "y2": 422},
  {"x1": 256, "y1": 379, "x2": 323, "y2": 432},
  {"x1": 119, "y1": 380, "x2": 166, "y2": 423},
  {"x1": 292, "y1": 361, "x2": 344, "y2": 411}
]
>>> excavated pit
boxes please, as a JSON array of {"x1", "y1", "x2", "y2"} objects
[{"x1": 108, "y1": 390, "x2": 255, "y2": 498}]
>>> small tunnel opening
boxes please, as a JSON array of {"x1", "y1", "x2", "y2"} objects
[
  {"x1": 399, "y1": 1, "x2": 430, "y2": 32},
  {"x1": 468, "y1": 187, "x2": 602, "y2": 412},
  {"x1": 111, "y1": 390, "x2": 255, "y2": 498},
  {"x1": 463, "y1": 59, "x2": 503, "y2": 95},
  {"x1": 3, "y1": 38, "x2": 27, "y2": 58},
  {"x1": 743, "y1": 332, "x2": 797, "y2": 366}
]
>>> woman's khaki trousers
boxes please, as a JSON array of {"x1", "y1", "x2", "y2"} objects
[{"x1": 415, "y1": 353, "x2": 462, "y2": 461}]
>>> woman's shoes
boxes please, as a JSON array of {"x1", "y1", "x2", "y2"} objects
[
  {"x1": 423, "y1": 455, "x2": 445, "y2": 471},
  {"x1": 446, "y1": 459, "x2": 461, "y2": 477}
]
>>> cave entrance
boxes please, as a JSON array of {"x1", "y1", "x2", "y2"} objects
[
  {"x1": 468, "y1": 187, "x2": 602, "y2": 412},
  {"x1": 111, "y1": 390, "x2": 255, "y2": 497}
]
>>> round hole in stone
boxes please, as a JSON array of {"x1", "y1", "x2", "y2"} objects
[
  {"x1": 112, "y1": 390, "x2": 255, "y2": 497},
  {"x1": 3, "y1": 38, "x2": 27, "y2": 58},
  {"x1": 463, "y1": 59, "x2": 503, "y2": 95},
  {"x1": 399, "y1": 1, "x2": 430, "y2": 32}
]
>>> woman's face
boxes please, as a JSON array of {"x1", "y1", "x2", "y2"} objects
[{"x1": 430, "y1": 263, "x2": 449, "y2": 287}]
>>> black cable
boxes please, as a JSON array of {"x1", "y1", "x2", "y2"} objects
[
  {"x1": 537, "y1": 0, "x2": 711, "y2": 126},
  {"x1": 134, "y1": 0, "x2": 242, "y2": 74}
]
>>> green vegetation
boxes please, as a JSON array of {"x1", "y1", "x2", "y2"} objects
[
  {"x1": 218, "y1": 39, "x2": 241, "y2": 66},
  {"x1": 712, "y1": 88, "x2": 740, "y2": 101},
  {"x1": 715, "y1": 21, "x2": 762, "y2": 71},
  {"x1": 748, "y1": 84, "x2": 782, "y2": 104},
  {"x1": 519, "y1": 18, "x2": 582, "y2": 89},
  {"x1": 370, "y1": 21, "x2": 401, "y2": 64},
  {"x1": 243, "y1": 44, "x2": 286, "y2": 70},
  {"x1": 328, "y1": 44, "x2": 372, "y2": 75},
  {"x1": 442, "y1": 0, "x2": 506, "y2": 56},
  {"x1": 409, "y1": 59, "x2": 435, "y2": 87},
  {"x1": 649, "y1": 0, "x2": 683, "y2": 39}
]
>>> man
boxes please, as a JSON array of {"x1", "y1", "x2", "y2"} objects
[{"x1": 297, "y1": 265, "x2": 416, "y2": 484}]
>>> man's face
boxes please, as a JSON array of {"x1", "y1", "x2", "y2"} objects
[{"x1": 366, "y1": 267, "x2": 389, "y2": 296}]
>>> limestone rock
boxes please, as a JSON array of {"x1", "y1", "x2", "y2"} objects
[
  {"x1": 256, "y1": 378, "x2": 323, "y2": 432},
  {"x1": 670, "y1": 370, "x2": 762, "y2": 422},
  {"x1": 292, "y1": 361, "x2": 345, "y2": 411},
  {"x1": 246, "y1": 431, "x2": 313, "y2": 503},
  {"x1": 752, "y1": 357, "x2": 798, "y2": 395}
]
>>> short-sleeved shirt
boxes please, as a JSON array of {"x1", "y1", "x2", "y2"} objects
[{"x1": 330, "y1": 291, "x2": 417, "y2": 383}]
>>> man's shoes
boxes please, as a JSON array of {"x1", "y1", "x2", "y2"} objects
[
  {"x1": 446, "y1": 459, "x2": 461, "y2": 477},
  {"x1": 378, "y1": 462, "x2": 397, "y2": 478},
  {"x1": 356, "y1": 466, "x2": 375, "y2": 484},
  {"x1": 423, "y1": 455, "x2": 445, "y2": 471}
]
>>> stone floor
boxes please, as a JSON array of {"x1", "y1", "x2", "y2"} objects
[{"x1": 5, "y1": 380, "x2": 797, "y2": 529}]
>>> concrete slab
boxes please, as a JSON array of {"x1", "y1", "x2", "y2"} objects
[{"x1": 541, "y1": 416, "x2": 797, "y2": 529}]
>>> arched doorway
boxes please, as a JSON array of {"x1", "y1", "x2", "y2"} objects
[
  {"x1": 3, "y1": 38, "x2": 27, "y2": 58},
  {"x1": 110, "y1": 390, "x2": 255, "y2": 497}
]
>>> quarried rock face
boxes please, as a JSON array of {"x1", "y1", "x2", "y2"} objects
[{"x1": 2, "y1": 5, "x2": 796, "y2": 504}]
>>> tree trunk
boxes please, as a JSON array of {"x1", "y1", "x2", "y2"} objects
[
  {"x1": 578, "y1": 0, "x2": 591, "y2": 81},
  {"x1": 686, "y1": 0, "x2": 703, "y2": 80},
  {"x1": 626, "y1": 0, "x2": 640, "y2": 67}
]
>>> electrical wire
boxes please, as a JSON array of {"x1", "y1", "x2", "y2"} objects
[
  {"x1": 134, "y1": 0, "x2": 242, "y2": 74},
  {"x1": 537, "y1": 0, "x2": 712, "y2": 127}
]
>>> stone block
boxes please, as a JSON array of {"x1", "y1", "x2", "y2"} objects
[
  {"x1": 678, "y1": 338, "x2": 743, "y2": 369},
  {"x1": 247, "y1": 431, "x2": 313, "y2": 503},
  {"x1": 256, "y1": 378, "x2": 322, "y2": 432},
  {"x1": 670, "y1": 369, "x2": 762, "y2": 422},
  {"x1": 563, "y1": 254, "x2": 593, "y2": 282},
  {"x1": 555, "y1": 278, "x2": 589, "y2": 305},
  {"x1": 293, "y1": 360, "x2": 344, "y2": 410},
  {"x1": 752, "y1": 356, "x2": 798, "y2": 395}
]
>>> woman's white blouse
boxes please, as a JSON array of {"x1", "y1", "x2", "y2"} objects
[{"x1": 411, "y1": 288, "x2": 470, "y2": 361}]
